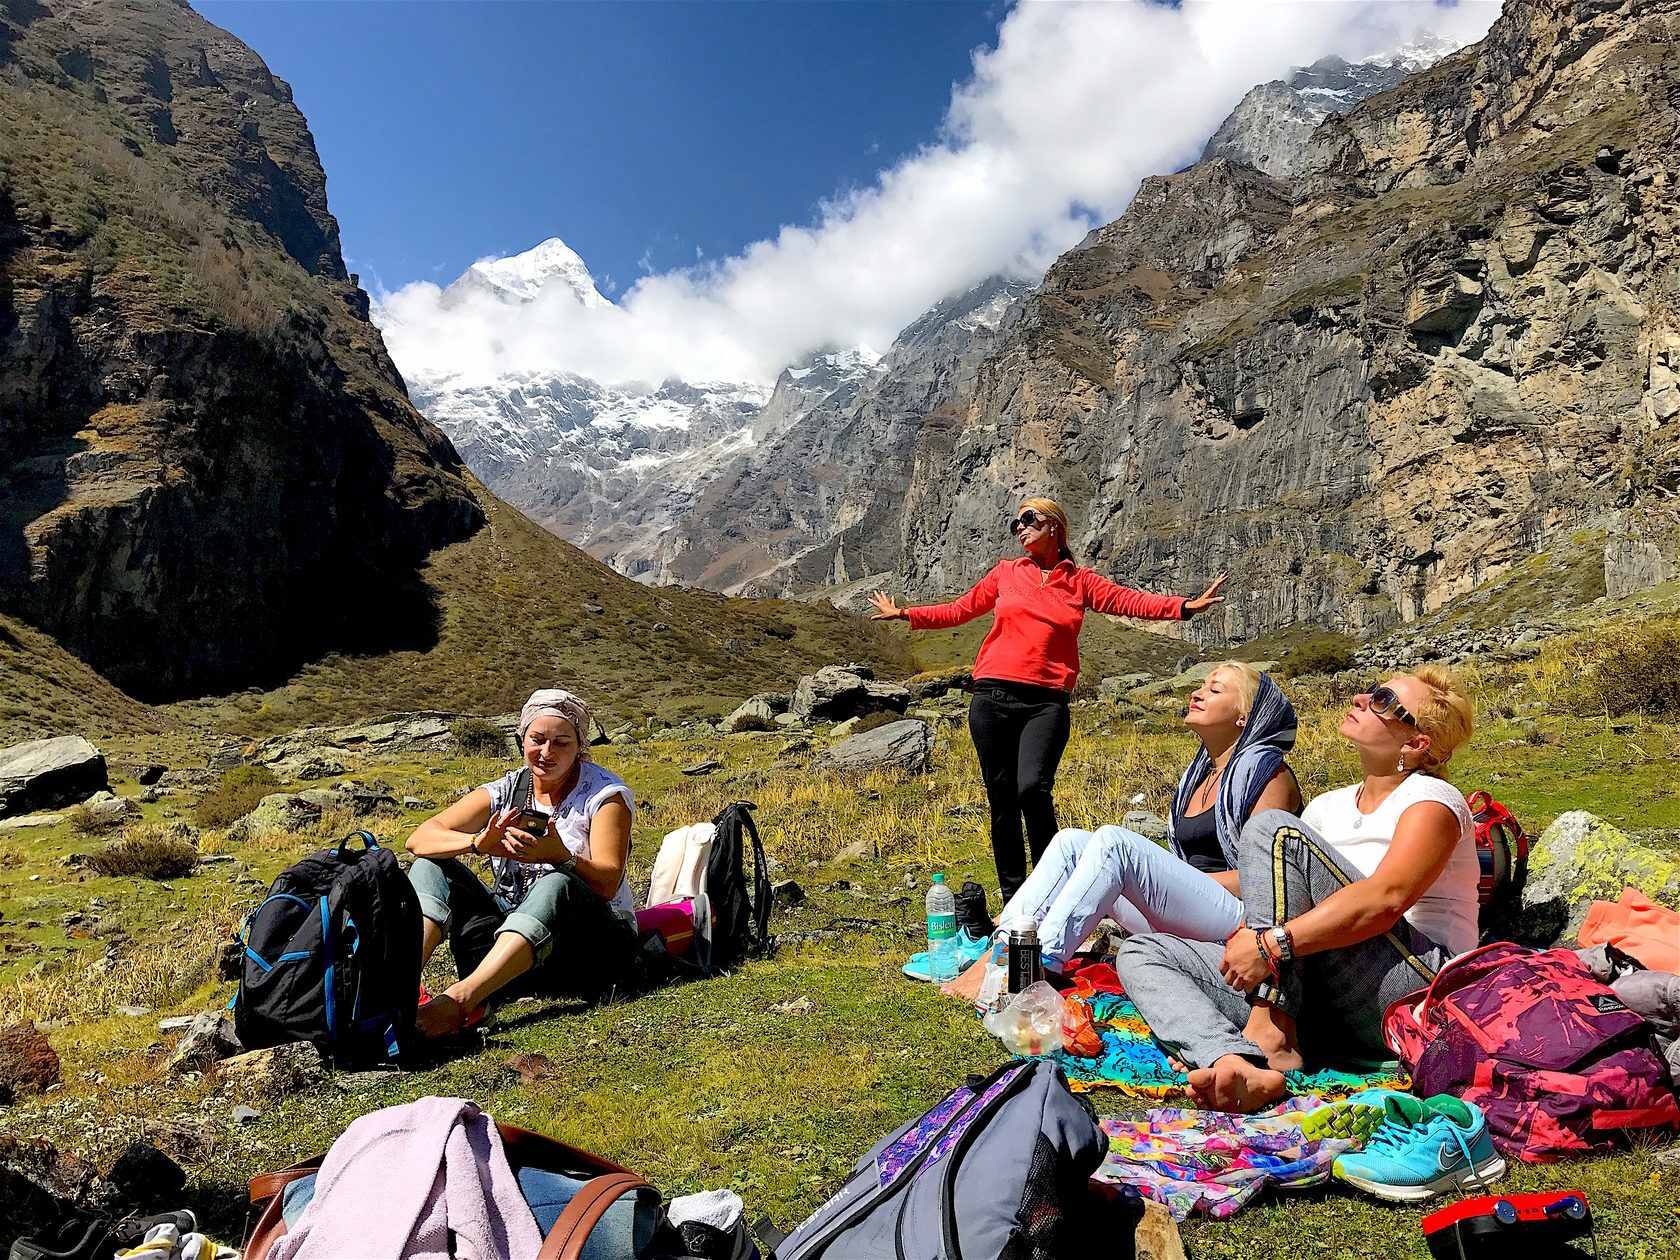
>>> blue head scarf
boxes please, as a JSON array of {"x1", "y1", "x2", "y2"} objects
[{"x1": 1167, "y1": 672, "x2": 1297, "y2": 869}]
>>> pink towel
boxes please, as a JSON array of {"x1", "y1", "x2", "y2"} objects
[{"x1": 271, "y1": 1096, "x2": 544, "y2": 1260}]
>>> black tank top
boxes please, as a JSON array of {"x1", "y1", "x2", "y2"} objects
[{"x1": 1172, "y1": 800, "x2": 1228, "y2": 874}]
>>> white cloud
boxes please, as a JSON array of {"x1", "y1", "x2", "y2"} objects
[{"x1": 375, "y1": 0, "x2": 1499, "y2": 390}]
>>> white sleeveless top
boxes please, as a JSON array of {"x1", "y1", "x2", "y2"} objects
[
  {"x1": 1301, "y1": 774, "x2": 1478, "y2": 955},
  {"x1": 482, "y1": 761, "x2": 636, "y2": 915}
]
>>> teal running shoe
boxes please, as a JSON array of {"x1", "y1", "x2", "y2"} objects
[
  {"x1": 901, "y1": 926, "x2": 991, "y2": 981},
  {"x1": 1332, "y1": 1095, "x2": 1507, "y2": 1202},
  {"x1": 1301, "y1": 1088, "x2": 1412, "y2": 1145}
]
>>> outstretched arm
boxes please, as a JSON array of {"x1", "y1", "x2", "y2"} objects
[
  {"x1": 1079, "y1": 569, "x2": 1189, "y2": 621},
  {"x1": 874, "y1": 566, "x2": 1002, "y2": 630}
]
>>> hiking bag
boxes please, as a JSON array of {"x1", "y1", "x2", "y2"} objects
[
  {"x1": 233, "y1": 830, "x2": 421, "y2": 1066},
  {"x1": 1466, "y1": 790, "x2": 1530, "y2": 911},
  {"x1": 643, "y1": 801, "x2": 772, "y2": 973},
  {"x1": 242, "y1": 1116, "x2": 667, "y2": 1260},
  {"x1": 1383, "y1": 942, "x2": 1680, "y2": 1162},
  {"x1": 764, "y1": 1058, "x2": 1108, "y2": 1260}
]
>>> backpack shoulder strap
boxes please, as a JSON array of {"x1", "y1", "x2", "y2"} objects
[
  {"x1": 537, "y1": 1172, "x2": 654, "y2": 1260},
  {"x1": 510, "y1": 764, "x2": 533, "y2": 809},
  {"x1": 722, "y1": 801, "x2": 773, "y2": 955}
]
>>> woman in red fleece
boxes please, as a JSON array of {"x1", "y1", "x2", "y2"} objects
[{"x1": 871, "y1": 498, "x2": 1227, "y2": 901}]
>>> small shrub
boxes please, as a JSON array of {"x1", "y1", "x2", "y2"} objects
[
  {"x1": 451, "y1": 716, "x2": 509, "y2": 758},
  {"x1": 85, "y1": 823, "x2": 198, "y2": 879},
  {"x1": 194, "y1": 764, "x2": 278, "y2": 828},
  {"x1": 1280, "y1": 637, "x2": 1358, "y2": 679},
  {"x1": 731, "y1": 714, "x2": 772, "y2": 733},
  {"x1": 1560, "y1": 619, "x2": 1680, "y2": 718},
  {"x1": 66, "y1": 804, "x2": 120, "y2": 834}
]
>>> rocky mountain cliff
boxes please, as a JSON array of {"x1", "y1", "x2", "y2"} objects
[
  {"x1": 1201, "y1": 36, "x2": 1460, "y2": 178},
  {"x1": 0, "y1": 0, "x2": 482, "y2": 699},
  {"x1": 891, "y1": 0, "x2": 1680, "y2": 643}
]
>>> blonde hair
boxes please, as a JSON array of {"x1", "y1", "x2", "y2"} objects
[
  {"x1": 1408, "y1": 665, "x2": 1474, "y2": 777},
  {"x1": 1209, "y1": 660, "x2": 1262, "y2": 716},
  {"x1": 1020, "y1": 497, "x2": 1074, "y2": 563}
]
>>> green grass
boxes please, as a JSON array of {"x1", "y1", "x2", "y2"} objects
[{"x1": 3, "y1": 627, "x2": 1680, "y2": 1255}]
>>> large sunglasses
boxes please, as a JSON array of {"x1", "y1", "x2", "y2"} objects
[
  {"x1": 1009, "y1": 509, "x2": 1045, "y2": 536},
  {"x1": 1362, "y1": 683, "x2": 1418, "y2": 727}
]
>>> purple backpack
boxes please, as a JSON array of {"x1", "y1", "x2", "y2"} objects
[{"x1": 1385, "y1": 943, "x2": 1680, "y2": 1162}]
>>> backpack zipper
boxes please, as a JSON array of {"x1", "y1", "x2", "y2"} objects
[{"x1": 936, "y1": 1061, "x2": 1042, "y2": 1260}]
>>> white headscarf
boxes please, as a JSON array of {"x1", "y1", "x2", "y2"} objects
[{"x1": 518, "y1": 688, "x2": 592, "y2": 760}]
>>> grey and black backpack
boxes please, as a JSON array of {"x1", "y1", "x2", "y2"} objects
[{"x1": 763, "y1": 1059, "x2": 1108, "y2": 1260}]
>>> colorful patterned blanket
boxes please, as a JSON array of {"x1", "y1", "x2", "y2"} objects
[
  {"x1": 1095, "y1": 1095, "x2": 1353, "y2": 1220},
  {"x1": 1060, "y1": 990, "x2": 1407, "y2": 1101}
]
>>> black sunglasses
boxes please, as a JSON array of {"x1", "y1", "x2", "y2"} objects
[
  {"x1": 1363, "y1": 683, "x2": 1418, "y2": 727},
  {"x1": 1009, "y1": 510, "x2": 1045, "y2": 536}
]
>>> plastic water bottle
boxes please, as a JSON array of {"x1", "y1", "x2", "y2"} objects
[{"x1": 926, "y1": 873, "x2": 958, "y2": 982}]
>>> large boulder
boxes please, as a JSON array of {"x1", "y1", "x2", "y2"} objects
[
  {"x1": 907, "y1": 671, "x2": 971, "y2": 702},
  {"x1": 792, "y1": 665, "x2": 910, "y2": 724},
  {"x1": 1504, "y1": 812, "x2": 1680, "y2": 946},
  {"x1": 816, "y1": 720, "x2": 934, "y2": 775},
  {"x1": 218, "y1": 1042, "x2": 326, "y2": 1097},
  {"x1": 165, "y1": 1012, "x2": 242, "y2": 1074},
  {"x1": 720, "y1": 696, "x2": 779, "y2": 734},
  {"x1": 227, "y1": 793, "x2": 322, "y2": 842},
  {"x1": 1099, "y1": 674, "x2": 1154, "y2": 704},
  {"x1": 0, "y1": 1022, "x2": 61, "y2": 1103},
  {"x1": 0, "y1": 736, "x2": 109, "y2": 818},
  {"x1": 77, "y1": 791, "x2": 141, "y2": 830}
]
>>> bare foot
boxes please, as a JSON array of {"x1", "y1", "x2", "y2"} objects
[
  {"x1": 1243, "y1": 1004, "x2": 1305, "y2": 1072},
  {"x1": 416, "y1": 992, "x2": 467, "y2": 1039},
  {"x1": 1186, "y1": 1055, "x2": 1288, "y2": 1113},
  {"x1": 1167, "y1": 1055, "x2": 1189, "y2": 1074}
]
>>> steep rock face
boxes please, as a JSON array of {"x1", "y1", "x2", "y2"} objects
[
  {"x1": 660, "y1": 276, "x2": 1029, "y2": 595},
  {"x1": 898, "y1": 0, "x2": 1680, "y2": 643},
  {"x1": 0, "y1": 0, "x2": 481, "y2": 698}
]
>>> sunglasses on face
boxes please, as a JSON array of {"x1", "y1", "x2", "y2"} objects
[
  {"x1": 1009, "y1": 510, "x2": 1045, "y2": 536},
  {"x1": 1362, "y1": 684, "x2": 1418, "y2": 727}
]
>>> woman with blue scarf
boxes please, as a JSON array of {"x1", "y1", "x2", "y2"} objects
[{"x1": 994, "y1": 662, "x2": 1300, "y2": 973}]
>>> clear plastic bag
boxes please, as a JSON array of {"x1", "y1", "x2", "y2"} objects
[{"x1": 981, "y1": 980, "x2": 1064, "y2": 1056}]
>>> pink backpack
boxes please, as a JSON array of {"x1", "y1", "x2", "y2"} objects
[{"x1": 1384, "y1": 942, "x2": 1680, "y2": 1163}]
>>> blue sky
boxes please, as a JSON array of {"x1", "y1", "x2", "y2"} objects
[{"x1": 196, "y1": 1, "x2": 1006, "y2": 295}]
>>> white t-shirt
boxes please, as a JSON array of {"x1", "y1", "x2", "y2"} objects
[
  {"x1": 482, "y1": 760, "x2": 636, "y2": 916},
  {"x1": 1301, "y1": 774, "x2": 1478, "y2": 955}
]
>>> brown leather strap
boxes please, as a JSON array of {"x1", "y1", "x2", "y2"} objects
[
  {"x1": 248, "y1": 1159, "x2": 323, "y2": 1206},
  {"x1": 241, "y1": 1188, "x2": 291, "y2": 1260},
  {"x1": 537, "y1": 1172, "x2": 652, "y2": 1260},
  {"x1": 496, "y1": 1123, "x2": 629, "y2": 1177}
]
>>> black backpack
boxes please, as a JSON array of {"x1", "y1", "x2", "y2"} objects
[
  {"x1": 233, "y1": 831, "x2": 421, "y2": 1066},
  {"x1": 703, "y1": 801, "x2": 772, "y2": 971}
]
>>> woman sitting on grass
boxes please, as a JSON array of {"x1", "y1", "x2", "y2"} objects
[
  {"x1": 995, "y1": 662, "x2": 1300, "y2": 971},
  {"x1": 405, "y1": 688, "x2": 638, "y2": 1037},
  {"x1": 1115, "y1": 667, "x2": 1477, "y2": 1112}
]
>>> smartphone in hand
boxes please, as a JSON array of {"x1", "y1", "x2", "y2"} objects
[{"x1": 512, "y1": 808, "x2": 551, "y2": 836}]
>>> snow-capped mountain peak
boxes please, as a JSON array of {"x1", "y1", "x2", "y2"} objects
[{"x1": 446, "y1": 237, "x2": 609, "y2": 308}]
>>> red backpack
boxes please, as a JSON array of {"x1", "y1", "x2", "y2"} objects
[
  {"x1": 1384, "y1": 943, "x2": 1680, "y2": 1162},
  {"x1": 1466, "y1": 790, "x2": 1529, "y2": 910}
]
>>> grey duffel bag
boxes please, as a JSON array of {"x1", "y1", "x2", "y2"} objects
[{"x1": 765, "y1": 1059, "x2": 1108, "y2": 1260}]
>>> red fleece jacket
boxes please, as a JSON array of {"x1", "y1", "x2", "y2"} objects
[{"x1": 905, "y1": 557, "x2": 1186, "y2": 693}]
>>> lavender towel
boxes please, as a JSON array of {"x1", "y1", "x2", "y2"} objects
[{"x1": 271, "y1": 1096, "x2": 544, "y2": 1260}]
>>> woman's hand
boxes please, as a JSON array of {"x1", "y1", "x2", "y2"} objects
[
  {"x1": 473, "y1": 807, "x2": 521, "y2": 859},
  {"x1": 502, "y1": 814, "x2": 570, "y2": 866},
  {"x1": 1219, "y1": 928, "x2": 1272, "y2": 993},
  {"x1": 1183, "y1": 572, "x2": 1228, "y2": 618},
  {"x1": 869, "y1": 591, "x2": 904, "y2": 621}
]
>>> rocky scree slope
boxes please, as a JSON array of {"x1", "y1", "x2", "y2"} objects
[
  {"x1": 894, "y1": 0, "x2": 1680, "y2": 644},
  {"x1": 0, "y1": 0, "x2": 482, "y2": 699}
]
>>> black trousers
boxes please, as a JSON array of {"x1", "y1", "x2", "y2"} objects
[{"x1": 967, "y1": 679, "x2": 1072, "y2": 903}]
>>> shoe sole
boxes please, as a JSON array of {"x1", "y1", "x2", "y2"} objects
[
  {"x1": 1333, "y1": 1154, "x2": 1508, "y2": 1202},
  {"x1": 1302, "y1": 1100, "x2": 1388, "y2": 1145}
]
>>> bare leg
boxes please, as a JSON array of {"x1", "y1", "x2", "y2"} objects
[
  {"x1": 1187, "y1": 1055, "x2": 1289, "y2": 1113},
  {"x1": 419, "y1": 918, "x2": 445, "y2": 969},
  {"x1": 1242, "y1": 1001, "x2": 1305, "y2": 1072},
  {"x1": 417, "y1": 932, "x2": 536, "y2": 1038}
]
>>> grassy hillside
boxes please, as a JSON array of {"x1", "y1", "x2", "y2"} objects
[{"x1": 0, "y1": 613, "x2": 162, "y2": 746}]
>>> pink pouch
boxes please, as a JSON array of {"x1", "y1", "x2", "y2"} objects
[{"x1": 636, "y1": 900, "x2": 698, "y2": 958}]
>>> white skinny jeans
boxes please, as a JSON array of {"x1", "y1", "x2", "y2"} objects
[{"x1": 997, "y1": 825, "x2": 1244, "y2": 969}]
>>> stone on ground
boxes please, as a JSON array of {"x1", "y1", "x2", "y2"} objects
[
  {"x1": 816, "y1": 720, "x2": 934, "y2": 774},
  {"x1": 1121, "y1": 810, "x2": 1171, "y2": 845},
  {"x1": 0, "y1": 736, "x2": 109, "y2": 818},
  {"x1": 791, "y1": 664, "x2": 910, "y2": 723},
  {"x1": 720, "y1": 696, "x2": 779, "y2": 733},
  {"x1": 165, "y1": 1012, "x2": 243, "y2": 1074},
  {"x1": 1510, "y1": 811, "x2": 1680, "y2": 945},
  {"x1": 134, "y1": 764, "x2": 167, "y2": 786},
  {"x1": 504, "y1": 1052, "x2": 556, "y2": 1085},
  {"x1": 0, "y1": 1022, "x2": 61, "y2": 1101},
  {"x1": 227, "y1": 792, "x2": 322, "y2": 842},
  {"x1": 217, "y1": 1042, "x2": 326, "y2": 1096},
  {"x1": 101, "y1": 1142, "x2": 186, "y2": 1209},
  {"x1": 79, "y1": 791, "x2": 141, "y2": 829}
]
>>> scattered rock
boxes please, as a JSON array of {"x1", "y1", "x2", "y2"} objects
[
  {"x1": 215, "y1": 937, "x2": 242, "y2": 981},
  {"x1": 157, "y1": 1016, "x2": 196, "y2": 1034},
  {"x1": 1656, "y1": 1145, "x2": 1680, "y2": 1173},
  {"x1": 403, "y1": 796, "x2": 424, "y2": 809},
  {"x1": 0, "y1": 1022, "x2": 61, "y2": 1099},
  {"x1": 778, "y1": 737, "x2": 812, "y2": 756},
  {"x1": 584, "y1": 602, "x2": 604, "y2": 615},
  {"x1": 816, "y1": 720, "x2": 934, "y2": 775},
  {"x1": 830, "y1": 716, "x2": 862, "y2": 739},
  {"x1": 165, "y1": 1013, "x2": 242, "y2": 1074},
  {"x1": 773, "y1": 712, "x2": 802, "y2": 727},
  {"x1": 228, "y1": 792, "x2": 322, "y2": 842},
  {"x1": 720, "y1": 696, "x2": 779, "y2": 733},
  {"x1": 113, "y1": 1005, "x2": 150, "y2": 1018},
  {"x1": 791, "y1": 664, "x2": 911, "y2": 724},
  {"x1": 100, "y1": 1142, "x2": 186, "y2": 1210},
  {"x1": 217, "y1": 1042, "x2": 327, "y2": 1096},
  {"x1": 771, "y1": 879, "x2": 806, "y2": 907},
  {"x1": 231, "y1": 1104, "x2": 261, "y2": 1126},
  {"x1": 133, "y1": 764, "x2": 167, "y2": 787},
  {"x1": 772, "y1": 996, "x2": 814, "y2": 1016},
  {"x1": 681, "y1": 760, "x2": 721, "y2": 777},
  {"x1": 836, "y1": 838, "x2": 877, "y2": 864},
  {"x1": 0, "y1": 811, "x2": 65, "y2": 833},
  {"x1": 1098, "y1": 674, "x2": 1155, "y2": 704},
  {"x1": 1134, "y1": 1199, "x2": 1187, "y2": 1260},
  {"x1": 652, "y1": 622, "x2": 669, "y2": 632},
  {"x1": 907, "y1": 672, "x2": 971, "y2": 701},
  {"x1": 1173, "y1": 654, "x2": 1197, "y2": 675},
  {"x1": 0, "y1": 736, "x2": 109, "y2": 818},
  {"x1": 504, "y1": 1052, "x2": 557, "y2": 1086},
  {"x1": 78, "y1": 791, "x2": 141, "y2": 829},
  {"x1": 902, "y1": 872, "x2": 919, "y2": 888},
  {"x1": 1515, "y1": 811, "x2": 1679, "y2": 944},
  {"x1": 1121, "y1": 811, "x2": 1171, "y2": 846}
]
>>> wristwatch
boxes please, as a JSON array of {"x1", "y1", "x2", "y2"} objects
[{"x1": 1270, "y1": 925, "x2": 1294, "y2": 965}]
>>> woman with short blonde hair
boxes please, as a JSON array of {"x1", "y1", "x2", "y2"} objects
[{"x1": 872, "y1": 496, "x2": 1227, "y2": 902}]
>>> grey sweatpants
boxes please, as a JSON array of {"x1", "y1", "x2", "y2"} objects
[{"x1": 1114, "y1": 810, "x2": 1453, "y2": 1069}]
